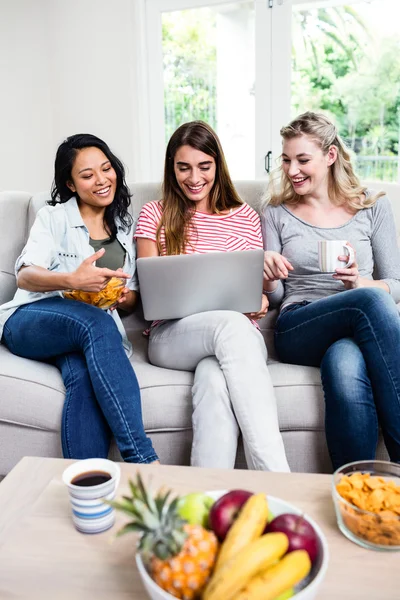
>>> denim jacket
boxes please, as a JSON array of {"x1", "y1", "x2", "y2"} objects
[{"x1": 0, "y1": 197, "x2": 138, "y2": 356}]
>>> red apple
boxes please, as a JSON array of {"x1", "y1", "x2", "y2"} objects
[
  {"x1": 209, "y1": 490, "x2": 253, "y2": 541},
  {"x1": 265, "y1": 513, "x2": 318, "y2": 564}
]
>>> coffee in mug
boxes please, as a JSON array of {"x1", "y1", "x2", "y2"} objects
[
  {"x1": 62, "y1": 458, "x2": 121, "y2": 534},
  {"x1": 318, "y1": 240, "x2": 355, "y2": 273}
]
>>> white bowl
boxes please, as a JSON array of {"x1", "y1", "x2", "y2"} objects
[{"x1": 136, "y1": 490, "x2": 329, "y2": 600}]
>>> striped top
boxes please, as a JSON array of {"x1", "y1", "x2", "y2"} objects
[
  {"x1": 134, "y1": 201, "x2": 263, "y2": 254},
  {"x1": 135, "y1": 200, "x2": 263, "y2": 332}
]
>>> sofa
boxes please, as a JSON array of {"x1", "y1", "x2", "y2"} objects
[{"x1": 1, "y1": 180, "x2": 395, "y2": 478}]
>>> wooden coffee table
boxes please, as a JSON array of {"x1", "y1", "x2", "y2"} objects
[{"x1": 0, "y1": 457, "x2": 398, "y2": 599}]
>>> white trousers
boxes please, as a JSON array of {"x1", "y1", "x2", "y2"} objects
[{"x1": 148, "y1": 311, "x2": 290, "y2": 472}]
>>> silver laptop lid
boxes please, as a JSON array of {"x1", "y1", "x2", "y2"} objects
[{"x1": 137, "y1": 249, "x2": 264, "y2": 321}]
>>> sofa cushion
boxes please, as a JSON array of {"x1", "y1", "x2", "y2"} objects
[
  {"x1": 0, "y1": 345, "x2": 64, "y2": 431},
  {"x1": 0, "y1": 322, "x2": 326, "y2": 437}
]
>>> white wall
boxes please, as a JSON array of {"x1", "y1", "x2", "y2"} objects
[
  {"x1": 0, "y1": 0, "x2": 53, "y2": 192},
  {"x1": 0, "y1": 0, "x2": 141, "y2": 193}
]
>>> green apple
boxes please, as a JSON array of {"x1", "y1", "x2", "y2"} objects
[
  {"x1": 263, "y1": 509, "x2": 276, "y2": 534},
  {"x1": 274, "y1": 588, "x2": 294, "y2": 600},
  {"x1": 268, "y1": 509, "x2": 275, "y2": 523},
  {"x1": 177, "y1": 493, "x2": 215, "y2": 528}
]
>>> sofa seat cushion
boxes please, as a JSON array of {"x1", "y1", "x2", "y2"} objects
[
  {"x1": 0, "y1": 328, "x2": 326, "y2": 437},
  {"x1": 129, "y1": 334, "x2": 193, "y2": 432},
  {"x1": 268, "y1": 362, "x2": 324, "y2": 431},
  {"x1": 129, "y1": 332, "x2": 325, "y2": 433},
  {"x1": 0, "y1": 345, "x2": 65, "y2": 431}
]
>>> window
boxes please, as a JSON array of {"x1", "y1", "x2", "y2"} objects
[
  {"x1": 162, "y1": 3, "x2": 255, "y2": 179},
  {"x1": 145, "y1": 0, "x2": 273, "y2": 181},
  {"x1": 291, "y1": 0, "x2": 400, "y2": 182},
  {"x1": 142, "y1": 0, "x2": 400, "y2": 183}
]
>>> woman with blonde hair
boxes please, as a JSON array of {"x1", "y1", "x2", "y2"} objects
[
  {"x1": 135, "y1": 120, "x2": 290, "y2": 472},
  {"x1": 262, "y1": 111, "x2": 400, "y2": 469}
]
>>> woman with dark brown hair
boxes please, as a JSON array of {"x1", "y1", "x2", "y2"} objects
[
  {"x1": 0, "y1": 134, "x2": 158, "y2": 464},
  {"x1": 135, "y1": 120, "x2": 289, "y2": 472}
]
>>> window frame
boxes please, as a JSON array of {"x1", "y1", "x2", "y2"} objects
[{"x1": 144, "y1": 0, "x2": 274, "y2": 180}]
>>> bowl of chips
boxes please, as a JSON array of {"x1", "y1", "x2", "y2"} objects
[
  {"x1": 332, "y1": 460, "x2": 400, "y2": 551},
  {"x1": 64, "y1": 277, "x2": 125, "y2": 310}
]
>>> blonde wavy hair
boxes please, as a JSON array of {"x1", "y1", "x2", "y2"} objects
[
  {"x1": 157, "y1": 120, "x2": 243, "y2": 255},
  {"x1": 267, "y1": 111, "x2": 384, "y2": 210}
]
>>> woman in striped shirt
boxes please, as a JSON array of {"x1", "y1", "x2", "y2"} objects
[{"x1": 135, "y1": 121, "x2": 289, "y2": 472}]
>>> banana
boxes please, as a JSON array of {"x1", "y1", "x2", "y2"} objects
[
  {"x1": 203, "y1": 532, "x2": 289, "y2": 600},
  {"x1": 231, "y1": 549, "x2": 312, "y2": 600},
  {"x1": 274, "y1": 588, "x2": 294, "y2": 600},
  {"x1": 214, "y1": 493, "x2": 269, "y2": 571}
]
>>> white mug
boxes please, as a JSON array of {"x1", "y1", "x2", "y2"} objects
[
  {"x1": 318, "y1": 240, "x2": 355, "y2": 273},
  {"x1": 62, "y1": 458, "x2": 121, "y2": 534}
]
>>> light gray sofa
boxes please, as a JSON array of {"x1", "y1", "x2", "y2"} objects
[{"x1": 0, "y1": 181, "x2": 394, "y2": 478}]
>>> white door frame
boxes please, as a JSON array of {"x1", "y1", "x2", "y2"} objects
[
  {"x1": 135, "y1": 0, "x2": 376, "y2": 181},
  {"x1": 144, "y1": 0, "x2": 274, "y2": 180},
  {"x1": 269, "y1": 0, "x2": 292, "y2": 169}
]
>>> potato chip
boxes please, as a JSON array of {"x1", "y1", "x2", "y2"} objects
[
  {"x1": 336, "y1": 472, "x2": 400, "y2": 546},
  {"x1": 64, "y1": 277, "x2": 125, "y2": 310}
]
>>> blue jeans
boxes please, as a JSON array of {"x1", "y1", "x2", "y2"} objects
[
  {"x1": 2, "y1": 297, "x2": 158, "y2": 463},
  {"x1": 275, "y1": 288, "x2": 400, "y2": 470}
]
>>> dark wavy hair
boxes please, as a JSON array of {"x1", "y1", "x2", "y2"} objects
[{"x1": 49, "y1": 133, "x2": 132, "y2": 239}]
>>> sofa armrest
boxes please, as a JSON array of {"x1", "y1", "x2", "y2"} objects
[{"x1": 0, "y1": 191, "x2": 32, "y2": 305}]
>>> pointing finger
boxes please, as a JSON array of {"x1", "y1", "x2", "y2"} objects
[
  {"x1": 85, "y1": 248, "x2": 105, "y2": 263},
  {"x1": 101, "y1": 268, "x2": 130, "y2": 279}
]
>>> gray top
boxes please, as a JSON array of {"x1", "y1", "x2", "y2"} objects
[
  {"x1": 261, "y1": 194, "x2": 400, "y2": 310},
  {"x1": 89, "y1": 237, "x2": 126, "y2": 271}
]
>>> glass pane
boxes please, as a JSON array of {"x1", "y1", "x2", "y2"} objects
[
  {"x1": 291, "y1": 0, "x2": 400, "y2": 182},
  {"x1": 162, "y1": 2, "x2": 255, "y2": 179}
]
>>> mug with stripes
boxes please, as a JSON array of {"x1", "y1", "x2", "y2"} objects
[
  {"x1": 63, "y1": 458, "x2": 121, "y2": 534},
  {"x1": 318, "y1": 240, "x2": 355, "y2": 273}
]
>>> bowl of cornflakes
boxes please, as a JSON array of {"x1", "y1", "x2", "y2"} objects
[
  {"x1": 64, "y1": 277, "x2": 125, "y2": 310},
  {"x1": 332, "y1": 460, "x2": 400, "y2": 551}
]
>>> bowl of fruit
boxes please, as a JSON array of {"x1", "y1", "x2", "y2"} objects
[{"x1": 111, "y1": 475, "x2": 329, "y2": 600}]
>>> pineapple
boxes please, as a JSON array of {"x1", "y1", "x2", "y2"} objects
[{"x1": 111, "y1": 473, "x2": 218, "y2": 600}]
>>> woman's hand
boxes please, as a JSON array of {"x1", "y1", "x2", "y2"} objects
[
  {"x1": 70, "y1": 249, "x2": 130, "y2": 292},
  {"x1": 109, "y1": 269, "x2": 138, "y2": 312},
  {"x1": 245, "y1": 293, "x2": 269, "y2": 321},
  {"x1": 333, "y1": 244, "x2": 360, "y2": 290},
  {"x1": 110, "y1": 289, "x2": 138, "y2": 313},
  {"x1": 264, "y1": 251, "x2": 293, "y2": 281}
]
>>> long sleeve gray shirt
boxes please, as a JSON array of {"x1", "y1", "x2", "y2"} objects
[{"x1": 261, "y1": 194, "x2": 400, "y2": 310}]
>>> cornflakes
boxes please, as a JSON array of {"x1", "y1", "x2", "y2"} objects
[
  {"x1": 64, "y1": 277, "x2": 125, "y2": 310},
  {"x1": 336, "y1": 472, "x2": 400, "y2": 546}
]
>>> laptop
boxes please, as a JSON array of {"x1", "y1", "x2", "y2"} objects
[{"x1": 136, "y1": 249, "x2": 264, "y2": 321}]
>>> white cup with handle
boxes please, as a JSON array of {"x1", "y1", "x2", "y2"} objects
[{"x1": 318, "y1": 240, "x2": 355, "y2": 273}]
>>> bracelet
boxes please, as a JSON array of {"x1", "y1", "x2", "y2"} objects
[{"x1": 263, "y1": 287, "x2": 278, "y2": 295}]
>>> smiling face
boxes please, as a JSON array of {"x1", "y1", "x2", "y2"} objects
[
  {"x1": 174, "y1": 145, "x2": 216, "y2": 212},
  {"x1": 281, "y1": 134, "x2": 337, "y2": 197},
  {"x1": 67, "y1": 146, "x2": 117, "y2": 210}
]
